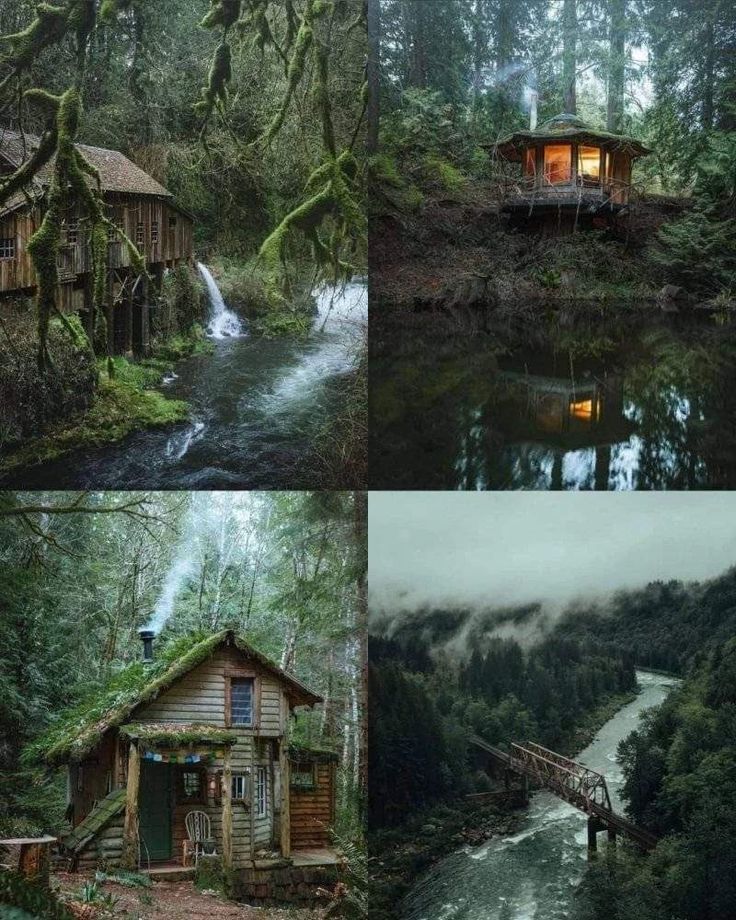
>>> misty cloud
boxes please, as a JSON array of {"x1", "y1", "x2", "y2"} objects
[{"x1": 369, "y1": 493, "x2": 736, "y2": 619}]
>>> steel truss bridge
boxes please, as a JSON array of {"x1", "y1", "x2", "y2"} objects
[{"x1": 470, "y1": 735, "x2": 658, "y2": 852}]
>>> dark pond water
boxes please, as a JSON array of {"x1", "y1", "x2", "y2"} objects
[
  {"x1": 3, "y1": 280, "x2": 366, "y2": 490},
  {"x1": 370, "y1": 309, "x2": 736, "y2": 490}
]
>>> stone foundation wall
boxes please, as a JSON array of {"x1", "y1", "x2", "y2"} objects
[{"x1": 229, "y1": 859, "x2": 339, "y2": 908}]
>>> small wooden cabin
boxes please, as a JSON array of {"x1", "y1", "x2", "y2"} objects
[
  {"x1": 0, "y1": 129, "x2": 193, "y2": 355},
  {"x1": 492, "y1": 114, "x2": 650, "y2": 226},
  {"x1": 33, "y1": 630, "x2": 337, "y2": 876}
]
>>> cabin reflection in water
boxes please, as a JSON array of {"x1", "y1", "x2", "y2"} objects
[{"x1": 499, "y1": 369, "x2": 635, "y2": 490}]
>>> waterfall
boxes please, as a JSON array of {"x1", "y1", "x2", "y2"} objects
[{"x1": 197, "y1": 262, "x2": 245, "y2": 339}]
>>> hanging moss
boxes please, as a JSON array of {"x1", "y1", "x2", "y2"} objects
[
  {"x1": 0, "y1": 3, "x2": 69, "y2": 92},
  {"x1": 256, "y1": 0, "x2": 317, "y2": 146},
  {"x1": 194, "y1": 40, "x2": 232, "y2": 132},
  {"x1": 312, "y1": 40, "x2": 336, "y2": 157},
  {"x1": 200, "y1": 0, "x2": 241, "y2": 30},
  {"x1": 99, "y1": 0, "x2": 135, "y2": 25}
]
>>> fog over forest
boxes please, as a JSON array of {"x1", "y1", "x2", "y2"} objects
[{"x1": 369, "y1": 493, "x2": 736, "y2": 619}]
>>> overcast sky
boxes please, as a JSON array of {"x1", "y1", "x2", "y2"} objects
[{"x1": 369, "y1": 493, "x2": 736, "y2": 615}]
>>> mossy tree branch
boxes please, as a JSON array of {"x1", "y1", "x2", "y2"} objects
[
  {"x1": 0, "y1": 0, "x2": 146, "y2": 372},
  {"x1": 198, "y1": 0, "x2": 367, "y2": 304}
]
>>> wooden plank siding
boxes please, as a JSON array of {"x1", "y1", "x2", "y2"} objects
[
  {"x1": 131, "y1": 647, "x2": 288, "y2": 868},
  {"x1": 289, "y1": 763, "x2": 336, "y2": 850},
  {"x1": 69, "y1": 734, "x2": 117, "y2": 829},
  {"x1": 0, "y1": 194, "x2": 193, "y2": 301}
]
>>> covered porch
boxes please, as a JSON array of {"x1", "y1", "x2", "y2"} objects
[{"x1": 119, "y1": 722, "x2": 240, "y2": 872}]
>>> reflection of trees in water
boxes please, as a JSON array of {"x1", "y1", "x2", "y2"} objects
[{"x1": 371, "y1": 320, "x2": 736, "y2": 490}]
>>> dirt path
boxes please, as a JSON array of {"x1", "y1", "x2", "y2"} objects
[{"x1": 54, "y1": 873, "x2": 326, "y2": 919}]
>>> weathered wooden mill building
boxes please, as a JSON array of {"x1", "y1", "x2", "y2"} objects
[
  {"x1": 491, "y1": 114, "x2": 651, "y2": 228},
  {"x1": 0, "y1": 129, "x2": 193, "y2": 355},
  {"x1": 31, "y1": 629, "x2": 339, "y2": 905}
]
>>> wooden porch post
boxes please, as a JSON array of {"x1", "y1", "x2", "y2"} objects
[
  {"x1": 280, "y1": 744, "x2": 291, "y2": 858},
  {"x1": 123, "y1": 276, "x2": 133, "y2": 357},
  {"x1": 222, "y1": 747, "x2": 233, "y2": 871},
  {"x1": 140, "y1": 273, "x2": 150, "y2": 355},
  {"x1": 121, "y1": 742, "x2": 140, "y2": 870}
]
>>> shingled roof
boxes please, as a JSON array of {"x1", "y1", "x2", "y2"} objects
[
  {"x1": 25, "y1": 629, "x2": 323, "y2": 767},
  {"x1": 0, "y1": 129, "x2": 172, "y2": 200}
]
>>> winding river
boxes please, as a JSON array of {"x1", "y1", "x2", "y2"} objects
[
  {"x1": 402, "y1": 671, "x2": 678, "y2": 920},
  {"x1": 4, "y1": 276, "x2": 366, "y2": 489}
]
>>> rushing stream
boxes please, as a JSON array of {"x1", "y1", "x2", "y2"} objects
[
  {"x1": 371, "y1": 310, "x2": 736, "y2": 490},
  {"x1": 5, "y1": 274, "x2": 366, "y2": 489},
  {"x1": 402, "y1": 671, "x2": 678, "y2": 920}
]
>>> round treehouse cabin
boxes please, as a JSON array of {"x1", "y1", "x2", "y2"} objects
[{"x1": 492, "y1": 114, "x2": 650, "y2": 230}]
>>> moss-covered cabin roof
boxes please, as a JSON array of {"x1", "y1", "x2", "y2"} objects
[
  {"x1": 120, "y1": 722, "x2": 239, "y2": 746},
  {"x1": 491, "y1": 114, "x2": 651, "y2": 162},
  {"x1": 288, "y1": 743, "x2": 339, "y2": 764},
  {"x1": 27, "y1": 629, "x2": 322, "y2": 767}
]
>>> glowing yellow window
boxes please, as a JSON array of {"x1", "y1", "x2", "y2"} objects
[
  {"x1": 578, "y1": 146, "x2": 601, "y2": 182},
  {"x1": 543, "y1": 145, "x2": 572, "y2": 184},
  {"x1": 570, "y1": 398, "x2": 594, "y2": 421}
]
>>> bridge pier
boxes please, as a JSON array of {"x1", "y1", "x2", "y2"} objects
[{"x1": 587, "y1": 816, "x2": 606, "y2": 858}]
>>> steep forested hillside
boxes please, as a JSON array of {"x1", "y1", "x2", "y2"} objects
[
  {"x1": 371, "y1": 0, "x2": 736, "y2": 314},
  {"x1": 369, "y1": 631, "x2": 635, "y2": 830},
  {"x1": 558, "y1": 567, "x2": 736, "y2": 673},
  {"x1": 574, "y1": 639, "x2": 736, "y2": 920}
]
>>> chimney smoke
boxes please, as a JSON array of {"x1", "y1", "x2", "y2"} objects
[
  {"x1": 138, "y1": 628, "x2": 155, "y2": 663},
  {"x1": 529, "y1": 91, "x2": 539, "y2": 130}
]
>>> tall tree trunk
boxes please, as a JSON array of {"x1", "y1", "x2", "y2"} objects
[
  {"x1": 607, "y1": 0, "x2": 627, "y2": 132},
  {"x1": 367, "y1": 0, "x2": 380, "y2": 154},
  {"x1": 562, "y1": 0, "x2": 577, "y2": 114},
  {"x1": 405, "y1": 0, "x2": 427, "y2": 89},
  {"x1": 353, "y1": 491, "x2": 368, "y2": 814},
  {"x1": 702, "y1": 14, "x2": 715, "y2": 131},
  {"x1": 495, "y1": 0, "x2": 514, "y2": 70},
  {"x1": 472, "y1": 0, "x2": 488, "y2": 104}
]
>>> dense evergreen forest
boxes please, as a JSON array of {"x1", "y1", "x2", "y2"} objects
[
  {"x1": 370, "y1": 560, "x2": 736, "y2": 920},
  {"x1": 370, "y1": 0, "x2": 736, "y2": 313},
  {"x1": 0, "y1": 1, "x2": 367, "y2": 487},
  {"x1": 0, "y1": 489, "x2": 367, "y2": 916},
  {"x1": 576, "y1": 641, "x2": 736, "y2": 920},
  {"x1": 369, "y1": 631, "x2": 635, "y2": 829}
]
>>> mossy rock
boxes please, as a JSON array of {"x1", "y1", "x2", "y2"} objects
[{"x1": 195, "y1": 855, "x2": 224, "y2": 894}]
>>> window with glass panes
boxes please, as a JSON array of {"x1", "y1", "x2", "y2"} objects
[
  {"x1": 255, "y1": 766, "x2": 267, "y2": 817},
  {"x1": 230, "y1": 677, "x2": 254, "y2": 726}
]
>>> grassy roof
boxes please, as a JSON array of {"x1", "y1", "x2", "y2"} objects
[
  {"x1": 288, "y1": 743, "x2": 339, "y2": 764},
  {"x1": 120, "y1": 722, "x2": 239, "y2": 746},
  {"x1": 492, "y1": 114, "x2": 651, "y2": 159},
  {"x1": 25, "y1": 629, "x2": 321, "y2": 767}
]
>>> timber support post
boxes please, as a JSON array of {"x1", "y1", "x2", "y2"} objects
[
  {"x1": 222, "y1": 746, "x2": 233, "y2": 872},
  {"x1": 280, "y1": 742, "x2": 291, "y2": 857},
  {"x1": 105, "y1": 257, "x2": 115, "y2": 356},
  {"x1": 123, "y1": 276, "x2": 133, "y2": 356},
  {"x1": 121, "y1": 742, "x2": 140, "y2": 870}
]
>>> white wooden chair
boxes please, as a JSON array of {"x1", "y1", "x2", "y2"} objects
[{"x1": 183, "y1": 811, "x2": 214, "y2": 867}]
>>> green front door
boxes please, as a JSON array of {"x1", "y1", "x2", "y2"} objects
[{"x1": 139, "y1": 763, "x2": 172, "y2": 861}]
